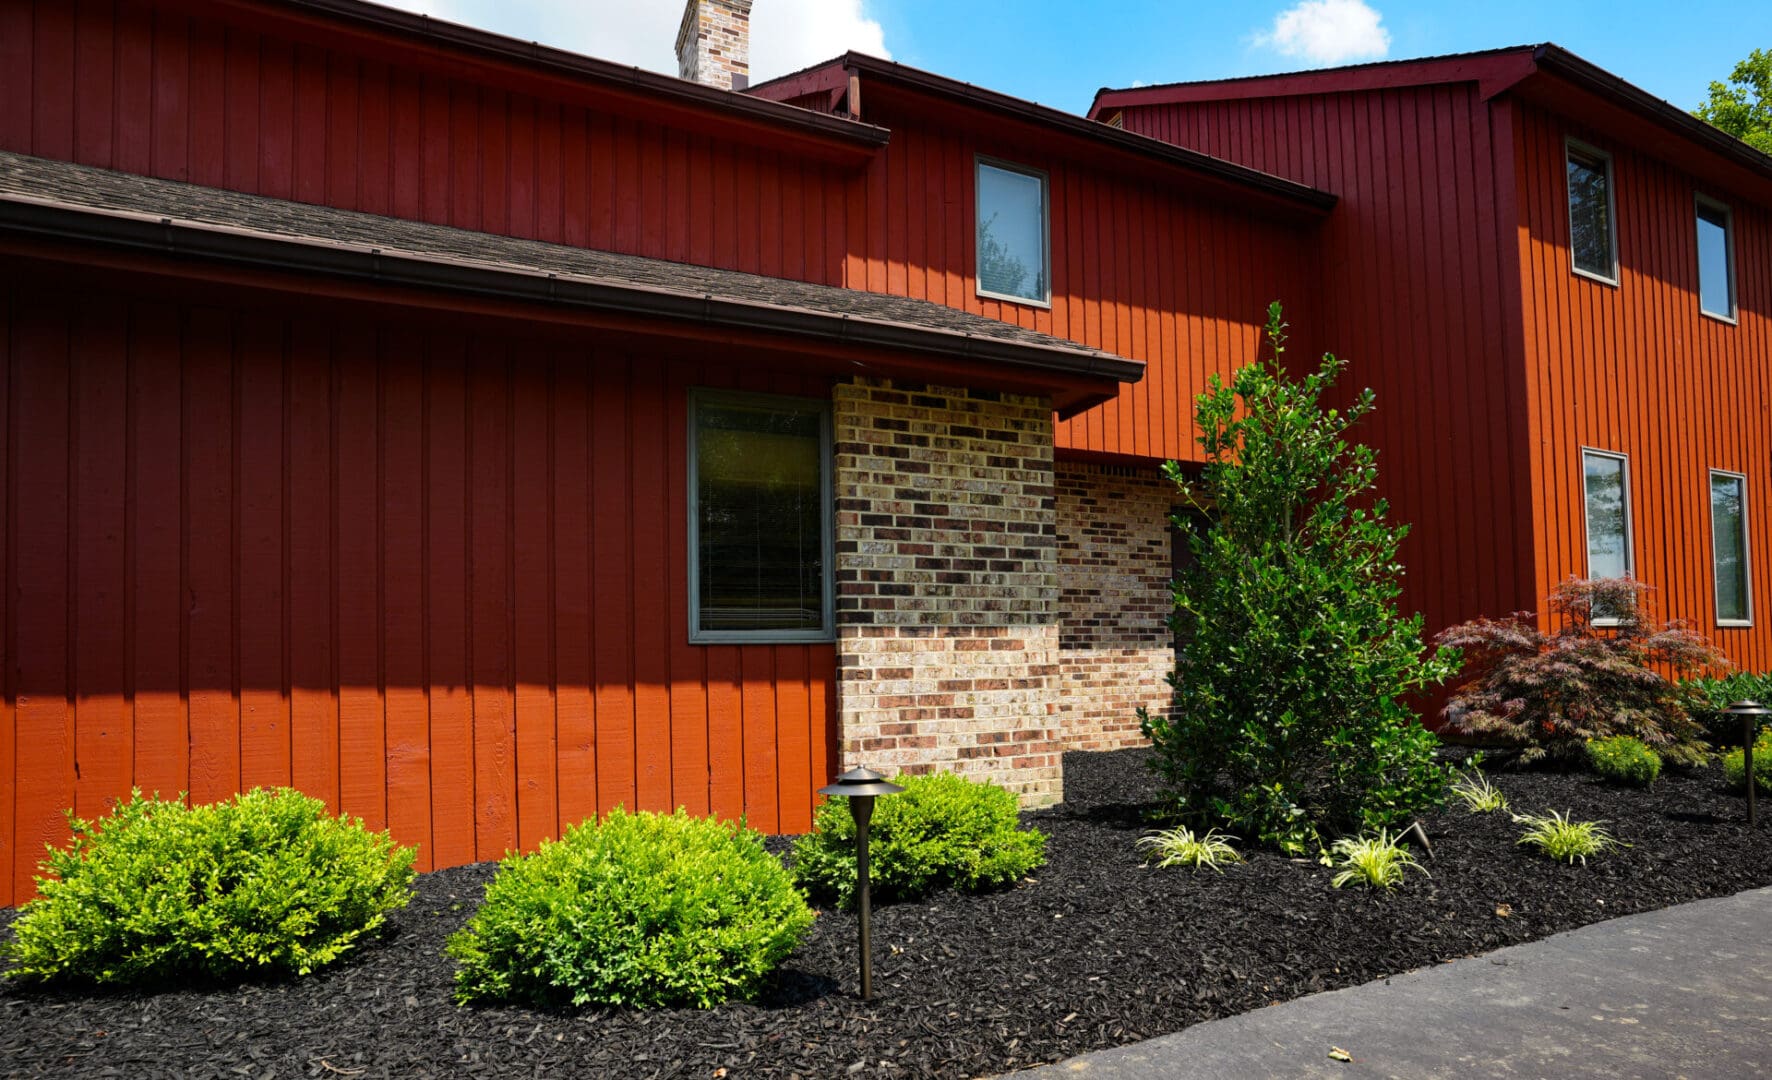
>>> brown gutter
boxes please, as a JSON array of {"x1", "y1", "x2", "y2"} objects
[
  {"x1": 1532, "y1": 44, "x2": 1772, "y2": 180},
  {"x1": 253, "y1": 0, "x2": 889, "y2": 150},
  {"x1": 0, "y1": 193, "x2": 1143, "y2": 388},
  {"x1": 756, "y1": 53, "x2": 1338, "y2": 215}
]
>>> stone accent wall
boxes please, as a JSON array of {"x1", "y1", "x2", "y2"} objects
[
  {"x1": 832, "y1": 379, "x2": 1063, "y2": 806},
  {"x1": 1055, "y1": 460, "x2": 1176, "y2": 751},
  {"x1": 676, "y1": 0, "x2": 754, "y2": 91}
]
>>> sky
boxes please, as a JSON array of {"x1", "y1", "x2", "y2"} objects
[{"x1": 381, "y1": 0, "x2": 1772, "y2": 118}]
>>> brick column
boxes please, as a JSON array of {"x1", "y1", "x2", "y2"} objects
[{"x1": 832, "y1": 378, "x2": 1062, "y2": 806}]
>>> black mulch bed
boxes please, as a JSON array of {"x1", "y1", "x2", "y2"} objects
[{"x1": 6, "y1": 749, "x2": 1772, "y2": 1079}]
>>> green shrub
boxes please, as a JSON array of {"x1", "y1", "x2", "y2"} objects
[
  {"x1": 1515, "y1": 810, "x2": 1619, "y2": 864},
  {"x1": 1137, "y1": 826, "x2": 1242, "y2": 872},
  {"x1": 448, "y1": 808, "x2": 812, "y2": 1009},
  {"x1": 1723, "y1": 730, "x2": 1772, "y2": 793},
  {"x1": 792, "y1": 772, "x2": 1045, "y2": 907},
  {"x1": 1439, "y1": 578, "x2": 1720, "y2": 766},
  {"x1": 1328, "y1": 830, "x2": 1427, "y2": 891},
  {"x1": 1686, "y1": 671, "x2": 1772, "y2": 745},
  {"x1": 2, "y1": 789, "x2": 414, "y2": 986},
  {"x1": 1587, "y1": 736, "x2": 1662, "y2": 787},
  {"x1": 1449, "y1": 770, "x2": 1509, "y2": 813},
  {"x1": 1141, "y1": 303, "x2": 1458, "y2": 854}
]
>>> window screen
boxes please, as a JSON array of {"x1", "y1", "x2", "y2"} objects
[
  {"x1": 690, "y1": 392, "x2": 831, "y2": 639},
  {"x1": 977, "y1": 161, "x2": 1049, "y2": 304}
]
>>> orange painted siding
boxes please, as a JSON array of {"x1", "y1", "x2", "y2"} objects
[
  {"x1": 1514, "y1": 102, "x2": 1772, "y2": 670},
  {"x1": 0, "y1": 283, "x2": 836, "y2": 905},
  {"x1": 1115, "y1": 87, "x2": 1538, "y2": 640}
]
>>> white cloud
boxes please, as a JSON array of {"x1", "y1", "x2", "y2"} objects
[
  {"x1": 1252, "y1": 0, "x2": 1390, "y2": 66},
  {"x1": 381, "y1": 0, "x2": 888, "y2": 82}
]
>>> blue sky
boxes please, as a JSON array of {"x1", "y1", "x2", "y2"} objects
[{"x1": 390, "y1": 1, "x2": 1771, "y2": 119}]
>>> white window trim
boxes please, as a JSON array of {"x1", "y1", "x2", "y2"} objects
[
  {"x1": 974, "y1": 155, "x2": 1053, "y2": 310},
  {"x1": 1710, "y1": 468, "x2": 1754, "y2": 627},
  {"x1": 1581, "y1": 447, "x2": 1634, "y2": 625},
  {"x1": 685, "y1": 387, "x2": 836, "y2": 645},
  {"x1": 1695, "y1": 193, "x2": 1738, "y2": 324},
  {"x1": 1565, "y1": 137, "x2": 1620, "y2": 287}
]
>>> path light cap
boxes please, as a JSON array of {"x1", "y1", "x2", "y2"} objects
[
  {"x1": 1725, "y1": 700, "x2": 1771, "y2": 715},
  {"x1": 818, "y1": 766, "x2": 906, "y2": 798}
]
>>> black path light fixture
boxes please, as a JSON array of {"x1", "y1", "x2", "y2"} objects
[
  {"x1": 816, "y1": 765, "x2": 905, "y2": 1000},
  {"x1": 1725, "y1": 700, "x2": 1770, "y2": 826}
]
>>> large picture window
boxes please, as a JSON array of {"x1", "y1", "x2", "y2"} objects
[
  {"x1": 688, "y1": 390, "x2": 832, "y2": 642},
  {"x1": 976, "y1": 158, "x2": 1050, "y2": 306},
  {"x1": 1567, "y1": 140, "x2": 1617, "y2": 284},
  {"x1": 1711, "y1": 470, "x2": 1752, "y2": 625},
  {"x1": 1582, "y1": 449, "x2": 1632, "y2": 581}
]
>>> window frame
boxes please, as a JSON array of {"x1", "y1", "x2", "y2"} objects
[
  {"x1": 974, "y1": 155, "x2": 1053, "y2": 310},
  {"x1": 1565, "y1": 138, "x2": 1620, "y2": 287},
  {"x1": 685, "y1": 387, "x2": 836, "y2": 645},
  {"x1": 1580, "y1": 447, "x2": 1634, "y2": 624},
  {"x1": 1709, "y1": 467, "x2": 1754, "y2": 627},
  {"x1": 1695, "y1": 193, "x2": 1738, "y2": 324}
]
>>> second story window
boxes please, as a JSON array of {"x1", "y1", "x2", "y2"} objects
[
  {"x1": 1566, "y1": 140, "x2": 1617, "y2": 284},
  {"x1": 1697, "y1": 196, "x2": 1736, "y2": 321},
  {"x1": 976, "y1": 159, "x2": 1050, "y2": 306}
]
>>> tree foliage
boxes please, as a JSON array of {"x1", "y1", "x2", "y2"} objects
[
  {"x1": 1436, "y1": 577, "x2": 1722, "y2": 767},
  {"x1": 1693, "y1": 49, "x2": 1772, "y2": 154},
  {"x1": 1140, "y1": 303, "x2": 1458, "y2": 855}
]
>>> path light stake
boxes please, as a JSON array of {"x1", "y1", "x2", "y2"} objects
[
  {"x1": 816, "y1": 766, "x2": 904, "y2": 1000},
  {"x1": 1725, "y1": 701, "x2": 1770, "y2": 826}
]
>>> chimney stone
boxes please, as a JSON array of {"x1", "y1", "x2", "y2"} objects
[{"x1": 677, "y1": 0, "x2": 754, "y2": 91}]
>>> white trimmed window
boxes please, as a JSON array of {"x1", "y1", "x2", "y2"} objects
[
  {"x1": 687, "y1": 389, "x2": 833, "y2": 643},
  {"x1": 1582, "y1": 449, "x2": 1632, "y2": 580},
  {"x1": 976, "y1": 158, "x2": 1050, "y2": 307},
  {"x1": 1567, "y1": 140, "x2": 1618, "y2": 284},
  {"x1": 1696, "y1": 195, "x2": 1736, "y2": 322},
  {"x1": 1711, "y1": 470, "x2": 1752, "y2": 625}
]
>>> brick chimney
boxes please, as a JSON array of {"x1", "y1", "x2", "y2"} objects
[{"x1": 677, "y1": 0, "x2": 754, "y2": 91}]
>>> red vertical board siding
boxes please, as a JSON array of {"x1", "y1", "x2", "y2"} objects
[
  {"x1": 182, "y1": 309, "x2": 236, "y2": 807},
  {"x1": 333, "y1": 331, "x2": 385, "y2": 831},
  {"x1": 1514, "y1": 102, "x2": 1772, "y2": 671},
  {"x1": 512, "y1": 359, "x2": 558, "y2": 850},
  {"x1": 236, "y1": 317, "x2": 288, "y2": 793},
  {"x1": 589, "y1": 364, "x2": 636, "y2": 818},
  {"x1": 551, "y1": 356, "x2": 596, "y2": 832},
  {"x1": 425, "y1": 342, "x2": 475, "y2": 867},
  {"x1": 72, "y1": 307, "x2": 131, "y2": 820},
  {"x1": 0, "y1": 295, "x2": 12, "y2": 904},
  {"x1": 469, "y1": 346, "x2": 516, "y2": 859},
  {"x1": 381, "y1": 336, "x2": 431, "y2": 867},
  {"x1": 286, "y1": 321, "x2": 336, "y2": 810}
]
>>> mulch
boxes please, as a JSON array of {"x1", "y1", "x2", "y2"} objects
[{"x1": 5, "y1": 748, "x2": 1772, "y2": 1079}]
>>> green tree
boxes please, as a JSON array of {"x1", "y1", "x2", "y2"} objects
[
  {"x1": 1694, "y1": 49, "x2": 1772, "y2": 154},
  {"x1": 1140, "y1": 303, "x2": 1459, "y2": 854}
]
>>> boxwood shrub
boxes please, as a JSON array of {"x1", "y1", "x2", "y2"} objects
[
  {"x1": 2, "y1": 789, "x2": 415, "y2": 987},
  {"x1": 1724, "y1": 730, "x2": 1772, "y2": 794},
  {"x1": 792, "y1": 771, "x2": 1046, "y2": 907},
  {"x1": 1587, "y1": 735, "x2": 1662, "y2": 787},
  {"x1": 447, "y1": 808, "x2": 813, "y2": 1009}
]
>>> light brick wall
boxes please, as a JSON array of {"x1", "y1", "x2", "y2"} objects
[
  {"x1": 1055, "y1": 460, "x2": 1176, "y2": 751},
  {"x1": 676, "y1": 0, "x2": 753, "y2": 91},
  {"x1": 832, "y1": 378, "x2": 1063, "y2": 806}
]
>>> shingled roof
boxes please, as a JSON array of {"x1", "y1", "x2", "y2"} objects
[{"x1": 0, "y1": 151, "x2": 1143, "y2": 396}]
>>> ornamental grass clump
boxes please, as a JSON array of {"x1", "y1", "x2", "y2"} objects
[
  {"x1": 792, "y1": 772, "x2": 1045, "y2": 907},
  {"x1": 1137, "y1": 826, "x2": 1242, "y2": 872},
  {"x1": 1449, "y1": 770, "x2": 1510, "y2": 813},
  {"x1": 1515, "y1": 810, "x2": 1619, "y2": 865},
  {"x1": 1437, "y1": 577, "x2": 1721, "y2": 767},
  {"x1": 2, "y1": 789, "x2": 414, "y2": 987},
  {"x1": 1587, "y1": 735, "x2": 1662, "y2": 787},
  {"x1": 1328, "y1": 831, "x2": 1426, "y2": 892},
  {"x1": 1723, "y1": 729, "x2": 1772, "y2": 794},
  {"x1": 447, "y1": 808, "x2": 813, "y2": 1009},
  {"x1": 1141, "y1": 302, "x2": 1459, "y2": 855}
]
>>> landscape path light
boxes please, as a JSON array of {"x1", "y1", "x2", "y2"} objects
[
  {"x1": 816, "y1": 765, "x2": 904, "y2": 1001},
  {"x1": 1724, "y1": 700, "x2": 1770, "y2": 826}
]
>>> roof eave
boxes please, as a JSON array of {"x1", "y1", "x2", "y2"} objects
[{"x1": 0, "y1": 193, "x2": 1142, "y2": 392}]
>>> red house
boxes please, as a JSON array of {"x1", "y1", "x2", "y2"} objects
[{"x1": 0, "y1": 0, "x2": 1766, "y2": 905}]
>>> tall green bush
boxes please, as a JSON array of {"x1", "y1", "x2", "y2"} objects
[
  {"x1": 448, "y1": 808, "x2": 813, "y2": 1009},
  {"x1": 792, "y1": 772, "x2": 1045, "y2": 906},
  {"x1": 3, "y1": 789, "x2": 414, "y2": 986},
  {"x1": 1140, "y1": 303, "x2": 1459, "y2": 854}
]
